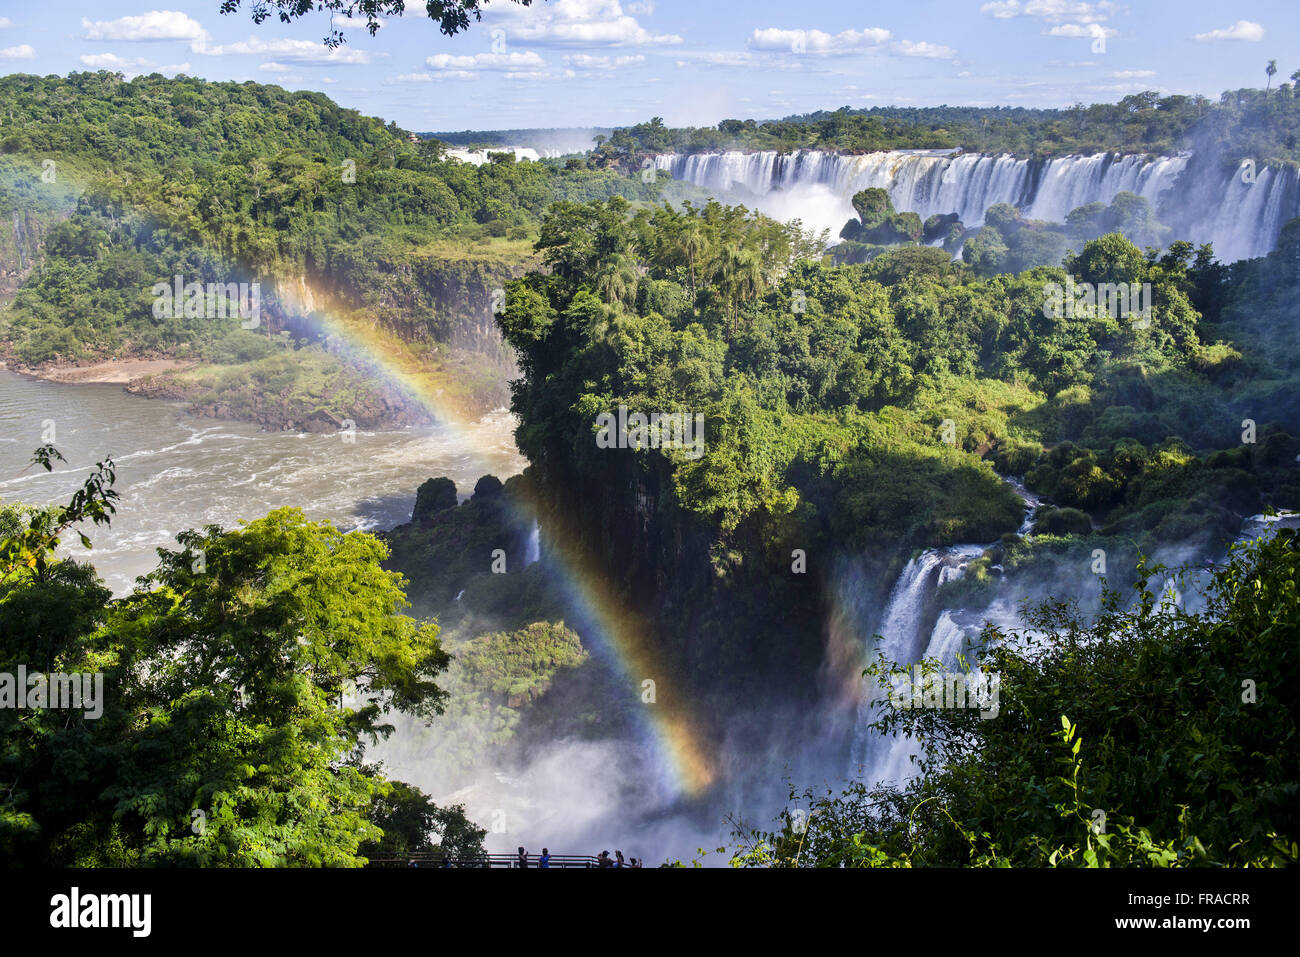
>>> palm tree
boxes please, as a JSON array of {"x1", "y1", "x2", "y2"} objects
[
  {"x1": 712, "y1": 245, "x2": 765, "y2": 334},
  {"x1": 1266, "y1": 60, "x2": 1277, "y2": 92},
  {"x1": 682, "y1": 219, "x2": 706, "y2": 302},
  {"x1": 595, "y1": 252, "x2": 639, "y2": 307}
]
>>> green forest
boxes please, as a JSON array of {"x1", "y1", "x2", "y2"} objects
[
  {"x1": 495, "y1": 190, "x2": 1300, "y2": 865},
  {"x1": 0, "y1": 72, "x2": 689, "y2": 423},
  {"x1": 1, "y1": 67, "x2": 1297, "y2": 868}
]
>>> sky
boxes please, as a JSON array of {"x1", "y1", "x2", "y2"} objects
[{"x1": 0, "y1": 1, "x2": 1296, "y2": 132}]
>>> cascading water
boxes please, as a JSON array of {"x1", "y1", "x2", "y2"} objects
[
  {"x1": 524, "y1": 519, "x2": 540, "y2": 566},
  {"x1": 654, "y1": 149, "x2": 1297, "y2": 262},
  {"x1": 849, "y1": 479, "x2": 1039, "y2": 784},
  {"x1": 850, "y1": 543, "x2": 987, "y2": 784},
  {"x1": 850, "y1": 490, "x2": 1300, "y2": 788}
]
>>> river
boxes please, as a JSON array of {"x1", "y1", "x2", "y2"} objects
[{"x1": 0, "y1": 369, "x2": 525, "y2": 594}]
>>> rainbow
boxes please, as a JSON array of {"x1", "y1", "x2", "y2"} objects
[
  {"x1": 279, "y1": 289, "x2": 717, "y2": 797},
  {"x1": 512, "y1": 497, "x2": 716, "y2": 796}
]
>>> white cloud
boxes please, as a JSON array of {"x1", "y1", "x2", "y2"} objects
[
  {"x1": 505, "y1": 71, "x2": 549, "y2": 80},
  {"x1": 748, "y1": 27, "x2": 892, "y2": 54},
  {"x1": 626, "y1": 1, "x2": 654, "y2": 13},
  {"x1": 563, "y1": 52, "x2": 644, "y2": 69},
  {"x1": 676, "y1": 51, "x2": 756, "y2": 69},
  {"x1": 501, "y1": 0, "x2": 681, "y2": 47},
  {"x1": 78, "y1": 52, "x2": 189, "y2": 75},
  {"x1": 0, "y1": 18, "x2": 13, "y2": 28},
  {"x1": 82, "y1": 11, "x2": 209, "y2": 43},
  {"x1": 259, "y1": 61, "x2": 293, "y2": 73},
  {"x1": 893, "y1": 40, "x2": 957, "y2": 59},
  {"x1": 1109, "y1": 69, "x2": 1155, "y2": 78},
  {"x1": 1046, "y1": 22, "x2": 1116, "y2": 39},
  {"x1": 393, "y1": 70, "x2": 476, "y2": 82},
  {"x1": 0, "y1": 44, "x2": 35, "y2": 60},
  {"x1": 331, "y1": 14, "x2": 382, "y2": 31},
  {"x1": 981, "y1": 1, "x2": 1117, "y2": 24},
  {"x1": 427, "y1": 51, "x2": 544, "y2": 70},
  {"x1": 80, "y1": 53, "x2": 141, "y2": 69},
  {"x1": 200, "y1": 36, "x2": 369, "y2": 63},
  {"x1": 81, "y1": 12, "x2": 370, "y2": 64},
  {"x1": 1194, "y1": 20, "x2": 1264, "y2": 42}
]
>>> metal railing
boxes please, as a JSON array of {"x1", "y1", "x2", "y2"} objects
[{"x1": 367, "y1": 852, "x2": 609, "y2": 869}]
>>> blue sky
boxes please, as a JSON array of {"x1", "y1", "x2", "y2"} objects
[{"x1": 0, "y1": 1, "x2": 1296, "y2": 131}]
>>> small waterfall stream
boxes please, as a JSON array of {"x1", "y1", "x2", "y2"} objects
[
  {"x1": 850, "y1": 478, "x2": 1038, "y2": 783},
  {"x1": 523, "y1": 520, "x2": 541, "y2": 566},
  {"x1": 850, "y1": 491, "x2": 1300, "y2": 786}
]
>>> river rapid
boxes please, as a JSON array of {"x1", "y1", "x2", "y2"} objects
[{"x1": 0, "y1": 369, "x2": 524, "y2": 594}]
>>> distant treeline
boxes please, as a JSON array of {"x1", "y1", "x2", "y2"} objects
[
  {"x1": 425, "y1": 127, "x2": 611, "y2": 152},
  {"x1": 600, "y1": 86, "x2": 1300, "y2": 164}
]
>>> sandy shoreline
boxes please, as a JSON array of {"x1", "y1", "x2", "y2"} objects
[{"x1": 0, "y1": 357, "x2": 197, "y2": 384}]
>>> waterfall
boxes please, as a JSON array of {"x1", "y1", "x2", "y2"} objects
[
  {"x1": 850, "y1": 498, "x2": 1300, "y2": 788},
  {"x1": 849, "y1": 479, "x2": 1040, "y2": 784},
  {"x1": 523, "y1": 520, "x2": 540, "y2": 566},
  {"x1": 448, "y1": 146, "x2": 543, "y2": 165},
  {"x1": 849, "y1": 544, "x2": 984, "y2": 782},
  {"x1": 655, "y1": 149, "x2": 1297, "y2": 262}
]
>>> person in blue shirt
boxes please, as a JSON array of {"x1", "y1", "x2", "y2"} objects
[{"x1": 538, "y1": 847, "x2": 551, "y2": 868}]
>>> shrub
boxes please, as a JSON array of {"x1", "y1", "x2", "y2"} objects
[
  {"x1": 1035, "y1": 506, "x2": 1093, "y2": 536},
  {"x1": 413, "y1": 477, "x2": 458, "y2": 523}
]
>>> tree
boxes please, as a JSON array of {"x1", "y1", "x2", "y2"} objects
[
  {"x1": 2, "y1": 444, "x2": 458, "y2": 866},
  {"x1": 472, "y1": 475, "x2": 504, "y2": 501},
  {"x1": 99, "y1": 508, "x2": 451, "y2": 866},
  {"x1": 3, "y1": 449, "x2": 115, "y2": 581},
  {"x1": 1266, "y1": 59, "x2": 1278, "y2": 92},
  {"x1": 414, "y1": 477, "x2": 459, "y2": 522},
  {"x1": 361, "y1": 780, "x2": 486, "y2": 860},
  {"x1": 218, "y1": 0, "x2": 540, "y2": 44}
]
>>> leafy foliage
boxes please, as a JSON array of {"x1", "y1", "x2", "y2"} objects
[{"x1": 1, "y1": 452, "x2": 466, "y2": 866}]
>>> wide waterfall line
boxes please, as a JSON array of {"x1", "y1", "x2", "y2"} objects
[{"x1": 654, "y1": 149, "x2": 1298, "y2": 263}]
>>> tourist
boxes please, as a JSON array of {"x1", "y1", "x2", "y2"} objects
[
  {"x1": 517, "y1": 846, "x2": 528, "y2": 868},
  {"x1": 539, "y1": 847, "x2": 551, "y2": 868}
]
